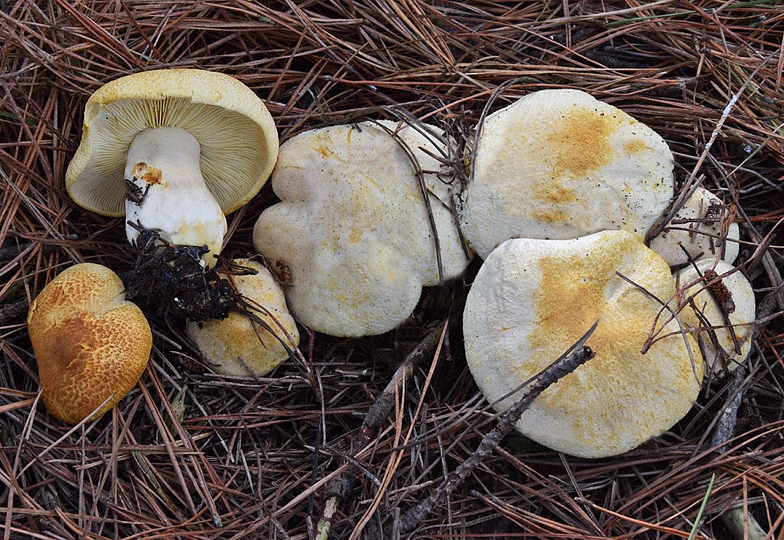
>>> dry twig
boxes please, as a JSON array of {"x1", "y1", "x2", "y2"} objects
[
  {"x1": 316, "y1": 322, "x2": 446, "y2": 540},
  {"x1": 386, "y1": 321, "x2": 597, "y2": 537},
  {"x1": 2, "y1": 1, "x2": 783, "y2": 538}
]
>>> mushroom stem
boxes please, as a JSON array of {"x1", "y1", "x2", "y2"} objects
[{"x1": 124, "y1": 127, "x2": 227, "y2": 267}]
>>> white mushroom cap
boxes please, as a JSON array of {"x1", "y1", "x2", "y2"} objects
[
  {"x1": 459, "y1": 89, "x2": 675, "y2": 258},
  {"x1": 649, "y1": 187, "x2": 739, "y2": 266},
  {"x1": 675, "y1": 260, "x2": 755, "y2": 377},
  {"x1": 186, "y1": 259, "x2": 299, "y2": 377},
  {"x1": 253, "y1": 120, "x2": 471, "y2": 337},
  {"x1": 463, "y1": 230, "x2": 703, "y2": 458}
]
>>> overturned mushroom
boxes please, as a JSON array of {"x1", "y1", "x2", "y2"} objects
[
  {"x1": 27, "y1": 263, "x2": 152, "y2": 424},
  {"x1": 649, "y1": 187, "x2": 739, "y2": 266},
  {"x1": 253, "y1": 120, "x2": 471, "y2": 337},
  {"x1": 675, "y1": 259, "x2": 755, "y2": 377},
  {"x1": 66, "y1": 69, "x2": 278, "y2": 266},
  {"x1": 186, "y1": 259, "x2": 299, "y2": 377},
  {"x1": 463, "y1": 230, "x2": 702, "y2": 458},
  {"x1": 459, "y1": 89, "x2": 674, "y2": 258}
]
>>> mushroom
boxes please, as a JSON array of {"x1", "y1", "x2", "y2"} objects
[
  {"x1": 186, "y1": 259, "x2": 299, "y2": 377},
  {"x1": 253, "y1": 120, "x2": 471, "y2": 337},
  {"x1": 649, "y1": 187, "x2": 739, "y2": 266},
  {"x1": 459, "y1": 89, "x2": 675, "y2": 258},
  {"x1": 463, "y1": 230, "x2": 703, "y2": 458},
  {"x1": 675, "y1": 259, "x2": 755, "y2": 376},
  {"x1": 66, "y1": 69, "x2": 278, "y2": 266},
  {"x1": 26, "y1": 263, "x2": 152, "y2": 425}
]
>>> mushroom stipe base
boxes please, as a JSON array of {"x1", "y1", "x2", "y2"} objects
[
  {"x1": 121, "y1": 226, "x2": 301, "y2": 378},
  {"x1": 121, "y1": 225, "x2": 240, "y2": 322}
]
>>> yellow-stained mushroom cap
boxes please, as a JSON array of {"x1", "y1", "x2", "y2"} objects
[
  {"x1": 186, "y1": 259, "x2": 299, "y2": 377},
  {"x1": 26, "y1": 263, "x2": 152, "y2": 425},
  {"x1": 66, "y1": 68, "x2": 278, "y2": 217},
  {"x1": 649, "y1": 187, "x2": 739, "y2": 266},
  {"x1": 460, "y1": 89, "x2": 675, "y2": 258},
  {"x1": 463, "y1": 230, "x2": 703, "y2": 458},
  {"x1": 675, "y1": 260, "x2": 756, "y2": 377}
]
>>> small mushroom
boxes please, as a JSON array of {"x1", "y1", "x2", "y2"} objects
[
  {"x1": 186, "y1": 259, "x2": 299, "y2": 377},
  {"x1": 66, "y1": 69, "x2": 278, "y2": 266},
  {"x1": 253, "y1": 120, "x2": 471, "y2": 337},
  {"x1": 675, "y1": 260, "x2": 755, "y2": 376},
  {"x1": 459, "y1": 89, "x2": 675, "y2": 258},
  {"x1": 649, "y1": 187, "x2": 739, "y2": 266},
  {"x1": 463, "y1": 230, "x2": 702, "y2": 458},
  {"x1": 26, "y1": 263, "x2": 152, "y2": 424}
]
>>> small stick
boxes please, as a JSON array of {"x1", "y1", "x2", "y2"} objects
[
  {"x1": 646, "y1": 53, "x2": 773, "y2": 243},
  {"x1": 315, "y1": 322, "x2": 446, "y2": 540},
  {"x1": 710, "y1": 363, "x2": 768, "y2": 539},
  {"x1": 391, "y1": 321, "x2": 598, "y2": 536},
  {"x1": 710, "y1": 365, "x2": 746, "y2": 450},
  {"x1": 370, "y1": 117, "x2": 446, "y2": 284}
]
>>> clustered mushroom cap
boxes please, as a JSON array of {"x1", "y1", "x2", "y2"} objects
[
  {"x1": 463, "y1": 230, "x2": 703, "y2": 458},
  {"x1": 186, "y1": 259, "x2": 299, "y2": 377},
  {"x1": 26, "y1": 263, "x2": 152, "y2": 425},
  {"x1": 253, "y1": 120, "x2": 471, "y2": 337},
  {"x1": 675, "y1": 259, "x2": 756, "y2": 376},
  {"x1": 66, "y1": 68, "x2": 278, "y2": 217},
  {"x1": 649, "y1": 187, "x2": 740, "y2": 266},
  {"x1": 49, "y1": 76, "x2": 753, "y2": 460},
  {"x1": 459, "y1": 89, "x2": 675, "y2": 258}
]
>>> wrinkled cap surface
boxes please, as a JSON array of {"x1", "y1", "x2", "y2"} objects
[
  {"x1": 26, "y1": 263, "x2": 152, "y2": 425},
  {"x1": 253, "y1": 120, "x2": 471, "y2": 337},
  {"x1": 649, "y1": 187, "x2": 739, "y2": 266},
  {"x1": 463, "y1": 230, "x2": 703, "y2": 458},
  {"x1": 460, "y1": 89, "x2": 675, "y2": 258},
  {"x1": 675, "y1": 259, "x2": 755, "y2": 376},
  {"x1": 66, "y1": 69, "x2": 278, "y2": 217},
  {"x1": 186, "y1": 259, "x2": 299, "y2": 377}
]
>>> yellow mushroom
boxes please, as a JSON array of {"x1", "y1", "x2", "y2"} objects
[
  {"x1": 463, "y1": 231, "x2": 703, "y2": 458},
  {"x1": 27, "y1": 263, "x2": 152, "y2": 424},
  {"x1": 186, "y1": 259, "x2": 299, "y2": 377},
  {"x1": 675, "y1": 259, "x2": 756, "y2": 377},
  {"x1": 649, "y1": 187, "x2": 739, "y2": 266},
  {"x1": 459, "y1": 89, "x2": 675, "y2": 258}
]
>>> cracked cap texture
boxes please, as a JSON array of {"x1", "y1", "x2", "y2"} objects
[{"x1": 27, "y1": 263, "x2": 152, "y2": 424}]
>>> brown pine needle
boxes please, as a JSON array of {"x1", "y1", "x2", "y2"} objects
[{"x1": 2, "y1": 2, "x2": 784, "y2": 538}]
